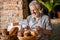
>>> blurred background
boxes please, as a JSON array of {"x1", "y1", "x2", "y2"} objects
[{"x1": 0, "y1": 0, "x2": 60, "y2": 40}]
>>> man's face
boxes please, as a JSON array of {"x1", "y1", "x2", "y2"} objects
[{"x1": 29, "y1": 5, "x2": 40, "y2": 17}]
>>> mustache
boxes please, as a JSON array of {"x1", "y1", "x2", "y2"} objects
[{"x1": 32, "y1": 13, "x2": 36, "y2": 14}]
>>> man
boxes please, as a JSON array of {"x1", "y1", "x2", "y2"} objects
[{"x1": 26, "y1": 1, "x2": 52, "y2": 40}]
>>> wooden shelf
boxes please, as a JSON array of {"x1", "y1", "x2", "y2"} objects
[{"x1": 51, "y1": 19, "x2": 60, "y2": 24}]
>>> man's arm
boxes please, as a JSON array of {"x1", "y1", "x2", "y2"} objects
[
  {"x1": 35, "y1": 26, "x2": 52, "y2": 35},
  {"x1": 42, "y1": 17, "x2": 52, "y2": 35},
  {"x1": 42, "y1": 28, "x2": 52, "y2": 35},
  {"x1": 35, "y1": 16, "x2": 52, "y2": 35}
]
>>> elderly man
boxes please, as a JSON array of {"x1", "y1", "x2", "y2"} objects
[{"x1": 26, "y1": 1, "x2": 52, "y2": 40}]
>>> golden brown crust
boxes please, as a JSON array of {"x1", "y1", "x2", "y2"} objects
[
  {"x1": 17, "y1": 30, "x2": 42, "y2": 40},
  {"x1": 24, "y1": 30, "x2": 31, "y2": 37},
  {"x1": 9, "y1": 27, "x2": 18, "y2": 36},
  {"x1": 31, "y1": 31, "x2": 38, "y2": 37},
  {"x1": 2, "y1": 29, "x2": 7, "y2": 36}
]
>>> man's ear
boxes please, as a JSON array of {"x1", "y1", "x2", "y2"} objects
[
  {"x1": 39, "y1": 10, "x2": 42, "y2": 13},
  {"x1": 39, "y1": 8, "x2": 43, "y2": 13},
  {"x1": 38, "y1": 9, "x2": 40, "y2": 12}
]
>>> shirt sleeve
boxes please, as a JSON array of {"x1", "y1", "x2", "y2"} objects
[
  {"x1": 27, "y1": 15, "x2": 31, "y2": 25},
  {"x1": 45, "y1": 16, "x2": 52, "y2": 30}
]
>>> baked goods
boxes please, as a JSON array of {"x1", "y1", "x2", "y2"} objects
[
  {"x1": 17, "y1": 31, "x2": 24, "y2": 40},
  {"x1": 24, "y1": 30, "x2": 31, "y2": 37},
  {"x1": 17, "y1": 30, "x2": 42, "y2": 40},
  {"x1": 2, "y1": 29, "x2": 7, "y2": 36},
  {"x1": 31, "y1": 31, "x2": 38, "y2": 37},
  {"x1": 9, "y1": 27, "x2": 18, "y2": 36}
]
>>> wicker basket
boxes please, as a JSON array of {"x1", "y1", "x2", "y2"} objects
[
  {"x1": 18, "y1": 36, "x2": 36, "y2": 40},
  {"x1": 18, "y1": 35, "x2": 41, "y2": 40}
]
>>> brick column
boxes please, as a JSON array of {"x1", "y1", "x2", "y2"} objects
[
  {"x1": 0, "y1": 1, "x2": 3, "y2": 33},
  {"x1": 0, "y1": 0, "x2": 28, "y2": 31}
]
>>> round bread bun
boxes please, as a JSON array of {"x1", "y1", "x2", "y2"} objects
[
  {"x1": 9, "y1": 27, "x2": 18, "y2": 36},
  {"x1": 31, "y1": 31, "x2": 38, "y2": 37},
  {"x1": 24, "y1": 30, "x2": 31, "y2": 37},
  {"x1": 2, "y1": 29, "x2": 7, "y2": 36}
]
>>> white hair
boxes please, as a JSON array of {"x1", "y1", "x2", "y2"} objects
[{"x1": 29, "y1": 1, "x2": 41, "y2": 9}]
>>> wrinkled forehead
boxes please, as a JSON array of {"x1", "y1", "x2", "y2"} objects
[
  {"x1": 30, "y1": 5, "x2": 36, "y2": 9},
  {"x1": 29, "y1": 5, "x2": 40, "y2": 10},
  {"x1": 29, "y1": 1, "x2": 42, "y2": 10}
]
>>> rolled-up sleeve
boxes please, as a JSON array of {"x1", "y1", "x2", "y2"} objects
[
  {"x1": 45, "y1": 16, "x2": 52, "y2": 30},
  {"x1": 27, "y1": 15, "x2": 32, "y2": 25},
  {"x1": 27, "y1": 16, "x2": 30, "y2": 24}
]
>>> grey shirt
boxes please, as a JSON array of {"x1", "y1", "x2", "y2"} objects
[
  {"x1": 27, "y1": 15, "x2": 52, "y2": 30},
  {"x1": 27, "y1": 15, "x2": 52, "y2": 40}
]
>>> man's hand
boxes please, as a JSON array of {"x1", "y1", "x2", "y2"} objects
[
  {"x1": 25, "y1": 25, "x2": 30, "y2": 29},
  {"x1": 35, "y1": 26, "x2": 52, "y2": 35},
  {"x1": 35, "y1": 26, "x2": 42, "y2": 31},
  {"x1": 22, "y1": 25, "x2": 30, "y2": 30}
]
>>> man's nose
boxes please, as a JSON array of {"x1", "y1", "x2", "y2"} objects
[{"x1": 33, "y1": 11, "x2": 36, "y2": 13}]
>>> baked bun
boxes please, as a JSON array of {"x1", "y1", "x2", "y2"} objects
[
  {"x1": 31, "y1": 31, "x2": 42, "y2": 40},
  {"x1": 24, "y1": 30, "x2": 31, "y2": 37},
  {"x1": 2, "y1": 29, "x2": 7, "y2": 36},
  {"x1": 9, "y1": 27, "x2": 18, "y2": 36},
  {"x1": 31, "y1": 31, "x2": 38, "y2": 37}
]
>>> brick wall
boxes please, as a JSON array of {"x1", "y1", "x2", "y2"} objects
[{"x1": 0, "y1": 0, "x2": 28, "y2": 32}]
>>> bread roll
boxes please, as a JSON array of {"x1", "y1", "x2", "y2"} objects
[
  {"x1": 2, "y1": 29, "x2": 7, "y2": 36},
  {"x1": 24, "y1": 30, "x2": 31, "y2": 37},
  {"x1": 9, "y1": 27, "x2": 18, "y2": 36},
  {"x1": 31, "y1": 31, "x2": 38, "y2": 37},
  {"x1": 31, "y1": 31, "x2": 42, "y2": 40}
]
